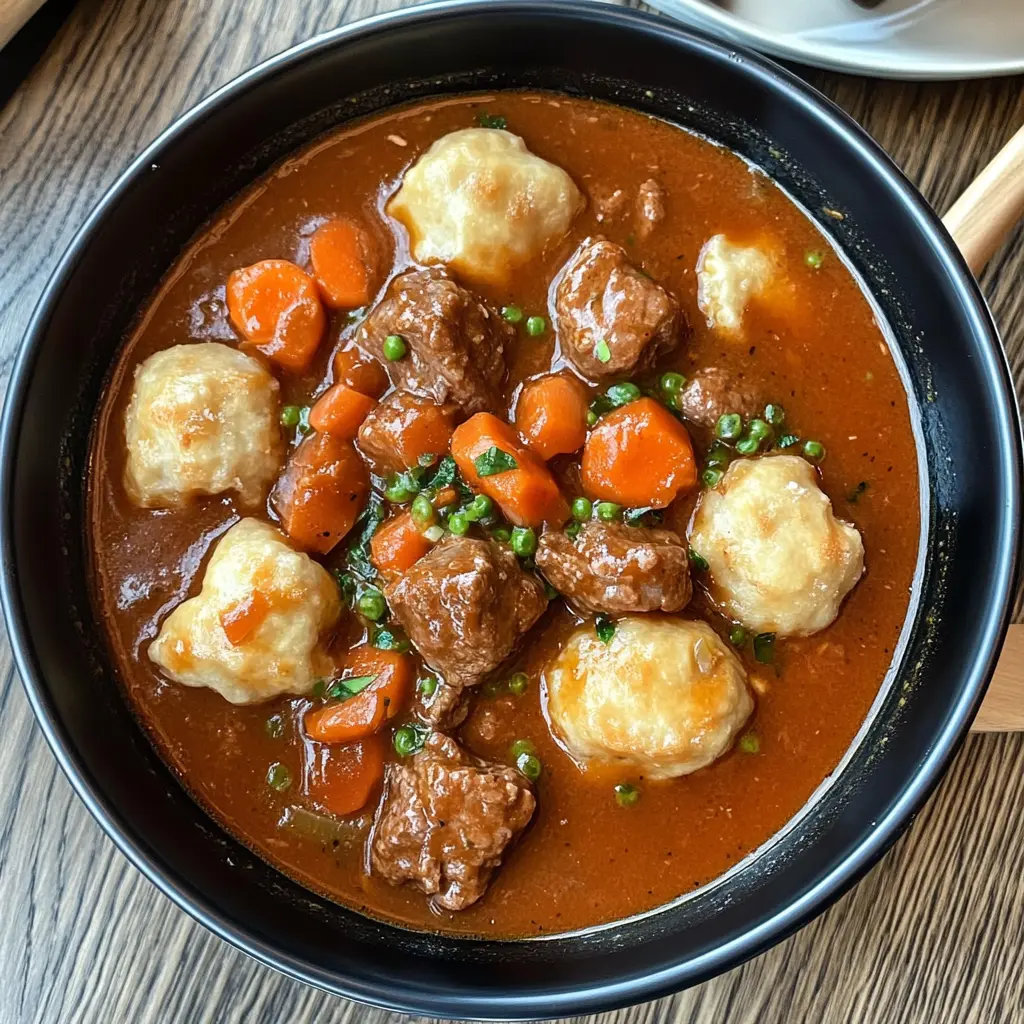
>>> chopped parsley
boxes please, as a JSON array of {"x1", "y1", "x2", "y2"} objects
[
  {"x1": 474, "y1": 446, "x2": 519, "y2": 477},
  {"x1": 325, "y1": 674, "x2": 377, "y2": 700},
  {"x1": 595, "y1": 614, "x2": 616, "y2": 643},
  {"x1": 594, "y1": 338, "x2": 612, "y2": 364},
  {"x1": 477, "y1": 112, "x2": 507, "y2": 129},
  {"x1": 688, "y1": 549, "x2": 709, "y2": 572}
]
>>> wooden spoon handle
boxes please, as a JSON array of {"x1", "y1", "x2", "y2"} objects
[
  {"x1": 942, "y1": 123, "x2": 1024, "y2": 276},
  {"x1": 940, "y1": 127, "x2": 1024, "y2": 731}
]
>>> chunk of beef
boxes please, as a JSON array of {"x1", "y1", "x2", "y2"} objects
[
  {"x1": 385, "y1": 535, "x2": 548, "y2": 692},
  {"x1": 356, "y1": 390, "x2": 460, "y2": 476},
  {"x1": 636, "y1": 178, "x2": 665, "y2": 238},
  {"x1": 554, "y1": 237, "x2": 681, "y2": 380},
  {"x1": 415, "y1": 677, "x2": 470, "y2": 729},
  {"x1": 356, "y1": 268, "x2": 511, "y2": 415},
  {"x1": 369, "y1": 733, "x2": 536, "y2": 911},
  {"x1": 591, "y1": 186, "x2": 627, "y2": 223},
  {"x1": 677, "y1": 366, "x2": 761, "y2": 431},
  {"x1": 536, "y1": 520, "x2": 691, "y2": 614}
]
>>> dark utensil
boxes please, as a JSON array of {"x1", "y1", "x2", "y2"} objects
[{"x1": 1, "y1": 1, "x2": 1019, "y2": 1018}]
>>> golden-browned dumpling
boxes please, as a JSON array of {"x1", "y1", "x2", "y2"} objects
[
  {"x1": 124, "y1": 342, "x2": 283, "y2": 508},
  {"x1": 148, "y1": 518, "x2": 341, "y2": 704},
  {"x1": 696, "y1": 234, "x2": 774, "y2": 335},
  {"x1": 689, "y1": 455, "x2": 864, "y2": 637},
  {"x1": 544, "y1": 617, "x2": 752, "y2": 779},
  {"x1": 389, "y1": 128, "x2": 584, "y2": 284}
]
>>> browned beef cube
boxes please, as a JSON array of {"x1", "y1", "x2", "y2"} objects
[
  {"x1": 369, "y1": 733, "x2": 536, "y2": 911},
  {"x1": 384, "y1": 534, "x2": 548, "y2": 692},
  {"x1": 677, "y1": 366, "x2": 761, "y2": 432},
  {"x1": 356, "y1": 268, "x2": 511, "y2": 415},
  {"x1": 536, "y1": 520, "x2": 691, "y2": 615},
  {"x1": 356, "y1": 390, "x2": 460, "y2": 476},
  {"x1": 554, "y1": 237, "x2": 681, "y2": 380}
]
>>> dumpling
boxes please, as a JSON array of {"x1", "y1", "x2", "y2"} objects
[
  {"x1": 544, "y1": 616, "x2": 752, "y2": 779},
  {"x1": 389, "y1": 128, "x2": 584, "y2": 284},
  {"x1": 696, "y1": 234, "x2": 774, "y2": 335},
  {"x1": 124, "y1": 342, "x2": 283, "y2": 508},
  {"x1": 148, "y1": 518, "x2": 341, "y2": 704},
  {"x1": 688, "y1": 455, "x2": 864, "y2": 637}
]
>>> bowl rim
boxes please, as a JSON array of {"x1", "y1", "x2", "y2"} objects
[{"x1": 1, "y1": 0, "x2": 1020, "y2": 1016}]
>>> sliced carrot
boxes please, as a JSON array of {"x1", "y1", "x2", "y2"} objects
[
  {"x1": 308, "y1": 382, "x2": 377, "y2": 439},
  {"x1": 516, "y1": 373, "x2": 589, "y2": 460},
  {"x1": 309, "y1": 219, "x2": 373, "y2": 309},
  {"x1": 451, "y1": 412, "x2": 570, "y2": 528},
  {"x1": 370, "y1": 511, "x2": 434, "y2": 578},
  {"x1": 305, "y1": 646, "x2": 414, "y2": 744},
  {"x1": 307, "y1": 733, "x2": 387, "y2": 816},
  {"x1": 332, "y1": 346, "x2": 389, "y2": 399},
  {"x1": 219, "y1": 590, "x2": 270, "y2": 646},
  {"x1": 581, "y1": 397, "x2": 698, "y2": 508},
  {"x1": 273, "y1": 432, "x2": 369, "y2": 554},
  {"x1": 226, "y1": 259, "x2": 326, "y2": 373}
]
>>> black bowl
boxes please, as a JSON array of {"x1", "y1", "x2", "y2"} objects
[{"x1": 2, "y1": 1, "x2": 1020, "y2": 1018}]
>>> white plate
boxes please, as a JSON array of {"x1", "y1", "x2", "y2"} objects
[{"x1": 645, "y1": 0, "x2": 1024, "y2": 79}]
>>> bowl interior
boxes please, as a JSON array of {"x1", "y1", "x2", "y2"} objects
[{"x1": 2, "y1": 3, "x2": 1018, "y2": 1018}]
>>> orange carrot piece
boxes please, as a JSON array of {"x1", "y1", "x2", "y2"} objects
[
  {"x1": 219, "y1": 590, "x2": 270, "y2": 646},
  {"x1": 308, "y1": 382, "x2": 377, "y2": 438},
  {"x1": 370, "y1": 511, "x2": 434, "y2": 578},
  {"x1": 581, "y1": 397, "x2": 698, "y2": 508},
  {"x1": 516, "y1": 373, "x2": 589, "y2": 460},
  {"x1": 451, "y1": 413, "x2": 570, "y2": 528},
  {"x1": 307, "y1": 733, "x2": 387, "y2": 816},
  {"x1": 309, "y1": 219, "x2": 373, "y2": 309},
  {"x1": 226, "y1": 259, "x2": 326, "y2": 373},
  {"x1": 273, "y1": 433, "x2": 369, "y2": 554},
  {"x1": 305, "y1": 647, "x2": 414, "y2": 744},
  {"x1": 332, "y1": 346, "x2": 389, "y2": 399}
]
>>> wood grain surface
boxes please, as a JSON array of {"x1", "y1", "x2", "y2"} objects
[{"x1": 0, "y1": 1, "x2": 1022, "y2": 1022}]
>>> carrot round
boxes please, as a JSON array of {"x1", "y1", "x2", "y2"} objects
[
  {"x1": 370, "y1": 510, "x2": 435, "y2": 577},
  {"x1": 451, "y1": 412, "x2": 569, "y2": 528},
  {"x1": 332, "y1": 346, "x2": 390, "y2": 399},
  {"x1": 272, "y1": 432, "x2": 369, "y2": 554},
  {"x1": 516, "y1": 373, "x2": 589, "y2": 460},
  {"x1": 305, "y1": 646, "x2": 414, "y2": 744},
  {"x1": 226, "y1": 259, "x2": 326, "y2": 373},
  {"x1": 308, "y1": 382, "x2": 377, "y2": 439},
  {"x1": 581, "y1": 397, "x2": 697, "y2": 508},
  {"x1": 307, "y1": 733, "x2": 387, "y2": 816},
  {"x1": 309, "y1": 218, "x2": 373, "y2": 309}
]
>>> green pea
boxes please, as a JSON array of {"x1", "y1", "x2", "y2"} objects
[
  {"x1": 491, "y1": 525, "x2": 512, "y2": 543},
  {"x1": 265, "y1": 714, "x2": 285, "y2": 739},
  {"x1": 508, "y1": 672, "x2": 529, "y2": 696},
  {"x1": 410, "y1": 493, "x2": 435, "y2": 526},
  {"x1": 706, "y1": 442, "x2": 732, "y2": 469},
  {"x1": 384, "y1": 475, "x2": 415, "y2": 503},
  {"x1": 614, "y1": 782, "x2": 639, "y2": 808},
  {"x1": 803, "y1": 440, "x2": 826, "y2": 462},
  {"x1": 565, "y1": 522, "x2": 582, "y2": 541},
  {"x1": 596, "y1": 501, "x2": 622, "y2": 522},
  {"x1": 449, "y1": 512, "x2": 470, "y2": 536},
  {"x1": 516, "y1": 751, "x2": 542, "y2": 781},
  {"x1": 701, "y1": 467, "x2": 724, "y2": 488},
  {"x1": 715, "y1": 413, "x2": 743, "y2": 440},
  {"x1": 510, "y1": 738, "x2": 535, "y2": 759},
  {"x1": 280, "y1": 405, "x2": 301, "y2": 428},
  {"x1": 501, "y1": 305, "x2": 523, "y2": 324},
  {"x1": 511, "y1": 526, "x2": 537, "y2": 557},
  {"x1": 765, "y1": 403, "x2": 786, "y2": 427},
  {"x1": 586, "y1": 409, "x2": 599, "y2": 426},
  {"x1": 267, "y1": 763, "x2": 291, "y2": 792},
  {"x1": 418, "y1": 676, "x2": 438, "y2": 697},
  {"x1": 571, "y1": 497, "x2": 593, "y2": 522},
  {"x1": 525, "y1": 315, "x2": 546, "y2": 336},
  {"x1": 357, "y1": 588, "x2": 386, "y2": 621},
  {"x1": 469, "y1": 494, "x2": 493, "y2": 519},
  {"x1": 735, "y1": 436, "x2": 760, "y2": 456},
  {"x1": 606, "y1": 382, "x2": 641, "y2": 408},
  {"x1": 393, "y1": 724, "x2": 427, "y2": 757},
  {"x1": 748, "y1": 419, "x2": 771, "y2": 443},
  {"x1": 739, "y1": 733, "x2": 761, "y2": 754},
  {"x1": 729, "y1": 626, "x2": 747, "y2": 647},
  {"x1": 383, "y1": 334, "x2": 407, "y2": 361},
  {"x1": 660, "y1": 371, "x2": 686, "y2": 396},
  {"x1": 805, "y1": 250, "x2": 824, "y2": 269}
]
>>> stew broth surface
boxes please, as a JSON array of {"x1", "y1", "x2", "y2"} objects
[{"x1": 90, "y1": 92, "x2": 920, "y2": 936}]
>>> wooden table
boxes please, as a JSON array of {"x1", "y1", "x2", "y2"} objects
[{"x1": 1, "y1": 2, "x2": 1021, "y2": 1021}]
